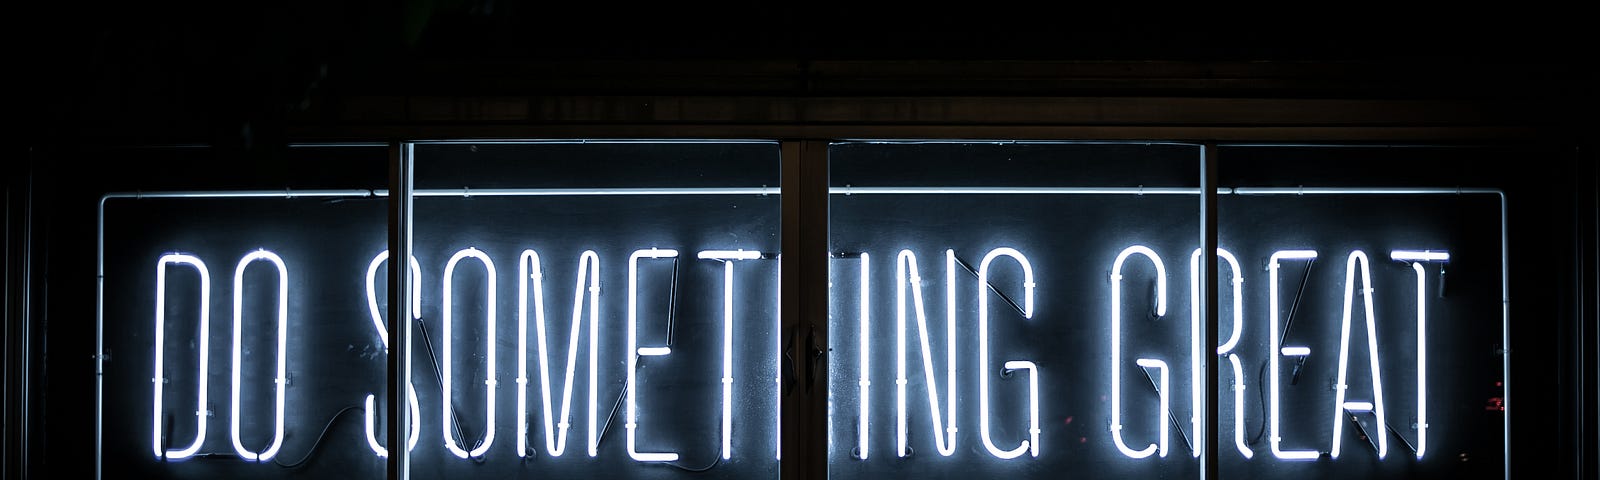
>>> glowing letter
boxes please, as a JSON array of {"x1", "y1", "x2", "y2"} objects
[
  {"x1": 1189, "y1": 248, "x2": 1250, "y2": 458},
  {"x1": 1268, "y1": 250, "x2": 1320, "y2": 460},
  {"x1": 1110, "y1": 245, "x2": 1167, "y2": 459},
  {"x1": 628, "y1": 248, "x2": 680, "y2": 462},
  {"x1": 153, "y1": 254, "x2": 211, "y2": 460},
  {"x1": 1134, "y1": 358, "x2": 1170, "y2": 458},
  {"x1": 1391, "y1": 250, "x2": 1448, "y2": 458},
  {"x1": 980, "y1": 247, "x2": 1038, "y2": 459},
  {"x1": 775, "y1": 254, "x2": 783, "y2": 461},
  {"x1": 894, "y1": 250, "x2": 957, "y2": 457},
  {"x1": 230, "y1": 250, "x2": 289, "y2": 461},
  {"x1": 1228, "y1": 354, "x2": 1250, "y2": 458},
  {"x1": 443, "y1": 248, "x2": 497, "y2": 459},
  {"x1": 518, "y1": 250, "x2": 601, "y2": 458},
  {"x1": 699, "y1": 249, "x2": 762, "y2": 460},
  {"x1": 857, "y1": 252, "x2": 871, "y2": 460},
  {"x1": 362, "y1": 251, "x2": 422, "y2": 457},
  {"x1": 1330, "y1": 250, "x2": 1387, "y2": 459}
]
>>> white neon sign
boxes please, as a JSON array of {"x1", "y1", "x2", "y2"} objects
[
  {"x1": 1268, "y1": 250, "x2": 1320, "y2": 460},
  {"x1": 857, "y1": 252, "x2": 871, "y2": 460},
  {"x1": 1228, "y1": 353, "x2": 1251, "y2": 459},
  {"x1": 894, "y1": 249, "x2": 957, "y2": 457},
  {"x1": 362, "y1": 251, "x2": 422, "y2": 458},
  {"x1": 518, "y1": 250, "x2": 601, "y2": 458},
  {"x1": 1189, "y1": 247, "x2": 1247, "y2": 459},
  {"x1": 1330, "y1": 250, "x2": 1387, "y2": 459},
  {"x1": 1109, "y1": 245, "x2": 1167, "y2": 459},
  {"x1": 229, "y1": 250, "x2": 289, "y2": 462},
  {"x1": 627, "y1": 248, "x2": 680, "y2": 462},
  {"x1": 978, "y1": 247, "x2": 1038, "y2": 459},
  {"x1": 126, "y1": 241, "x2": 1473, "y2": 468},
  {"x1": 699, "y1": 249, "x2": 762, "y2": 460},
  {"x1": 775, "y1": 253, "x2": 783, "y2": 462},
  {"x1": 442, "y1": 248, "x2": 497, "y2": 459},
  {"x1": 152, "y1": 254, "x2": 212, "y2": 460},
  {"x1": 1392, "y1": 249, "x2": 1448, "y2": 459}
]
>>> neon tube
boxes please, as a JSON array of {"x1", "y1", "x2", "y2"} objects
[
  {"x1": 230, "y1": 250, "x2": 288, "y2": 461},
  {"x1": 519, "y1": 250, "x2": 601, "y2": 458},
  {"x1": 775, "y1": 254, "x2": 783, "y2": 461},
  {"x1": 408, "y1": 187, "x2": 778, "y2": 197},
  {"x1": 945, "y1": 249, "x2": 958, "y2": 457},
  {"x1": 1227, "y1": 354, "x2": 1252, "y2": 459},
  {"x1": 1134, "y1": 358, "x2": 1170, "y2": 458},
  {"x1": 1268, "y1": 250, "x2": 1319, "y2": 460},
  {"x1": 628, "y1": 248, "x2": 680, "y2": 462},
  {"x1": 516, "y1": 250, "x2": 542, "y2": 458},
  {"x1": 1389, "y1": 250, "x2": 1449, "y2": 262},
  {"x1": 828, "y1": 186, "x2": 1208, "y2": 195},
  {"x1": 1392, "y1": 250, "x2": 1446, "y2": 459},
  {"x1": 152, "y1": 254, "x2": 211, "y2": 460},
  {"x1": 443, "y1": 248, "x2": 497, "y2": 459},
  {"x1": 1110, "y1": 246, "x2": 1165, "y2": 459},
  {"x1": 894, "y1": 250, "x2": 957, "y2": 457},
  {"x1": 699, "y1": 250, "x2": 761, "y2": 460},
  {"x1": 1413, "y1": 260, "x2": 1428, "y2": 459},
  {"x1": 586, "y1": 252, "x2": 601, "y2": 458},
  {"x1": 364, "y1": 389, "x2": 420, "y2": 457},
  {"x1": 858, "y1": 252, "x2": 871, "y2": 460},
  {"x1": 1003, "y1": 361, "x2": 1042, "y2": 458},
  {"x1": 1330, "y1": 250, "x2": 1387, "y2": 459},
  {"x1": 1189, "y1": 248, "x2": 1242, "y2": 458},
  {"x1": 363, "y1": 251, "x2": 422, "y2": 457},
  {"x1": 980, "y1": 247, "x2": 1037, "y2": 459}
]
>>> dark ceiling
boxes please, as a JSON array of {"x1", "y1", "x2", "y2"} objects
[{"x1": 19, "y1": 1, "x2": 1597, "y2": 145}]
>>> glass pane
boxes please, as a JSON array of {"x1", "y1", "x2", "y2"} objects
[
  {"x1": 98, "y1": 144, "x2": 388, "y2": 479},
  {"x1": 405, "y1": 141, "x2": 782, "y2": 479},
  {"x1": 1215, "y1": 145, "x2": 1513, "y2": 479},
  {"x1": 827, "y1": 141, "x2": 1203, "y2": 479}
]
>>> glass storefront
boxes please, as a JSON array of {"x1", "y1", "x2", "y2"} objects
[{"x1": 14, "y1": 139, "x2": 1583, "y2": 480}]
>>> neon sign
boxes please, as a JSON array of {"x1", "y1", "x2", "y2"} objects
[
  {"x1": 100, "y1": 189, "x2": 786, "y2": 479},
  {"x1": 101, "y1": 186, "x2": 1506, "y2": 480},
  {"x1": 824, "y1": 189, "x2": 1506, "y2": 480},
  {"x1": 140, "y1": 242, "x2": 1472, "y2": 464},
  {"x1": 142, "y1": 247, "x2": 779, "y2": 462}
]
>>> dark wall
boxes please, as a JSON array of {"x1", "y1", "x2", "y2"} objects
[
  {"x1": 20, "y1": 3, "x2": 1597, "y2": 145},
  {"x1": 11, "y1": 2, "x2": 1598, "y2": 480}
]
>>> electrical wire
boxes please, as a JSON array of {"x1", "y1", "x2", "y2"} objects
[
  {"x1": 594, "y1": 358, "x2": 632, "y2": 449},
  {"x1": 273, "y1": 405, "x2": 363, "y2": 468},
  {"x1": 587, "y1": 263, "x2": 723, "y2": 473},
  {"x1": 592, "y1": 356, "x2": 721, "y2": 472},
  {"x1": 416, "y1": 319, "x2": 487, "y2": 464},
  {"x1": 1251, "y1": 359, "x2": 1268, "y2": 445},
  {"x1": 1253, "y1": 258, "x2": 1316, "y2": 445}
]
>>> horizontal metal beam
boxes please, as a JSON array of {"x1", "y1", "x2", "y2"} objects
[
  {"x1": 284, "y1": 124, "x2": 1549, "y2": 144},
  {"x1": 315, "y1": 95, "x2": 1525, "y2": 126}
]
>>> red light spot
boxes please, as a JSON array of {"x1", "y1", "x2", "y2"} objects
[
  {"x1": 1063, "y1": 416, "x2": 1074, "y2": 425},
  {"x1": 1494, "y1": 381, "x2": 1503, "y2": 387},
  {"x1": 1079, "y1": 437, "x2": 1088, "y2": 444},
  {"x1": 1485, "y1": 397, "x2": 1504, "y2": 411}
]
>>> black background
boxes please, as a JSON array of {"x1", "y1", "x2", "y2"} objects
[{"x1": 12, "y1": 2, "x2": 1595, "y2": 479}]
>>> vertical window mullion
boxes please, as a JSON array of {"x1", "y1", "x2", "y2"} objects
[
  {"x1": 1200, "y1": 143, "x2": 1220, "y2": 480},
  {"x1": 386, "y1": 140, "x2": 414, "y2": 480},
  {"x1": 780, "y1": 140, "x2": 830, "y2": 480}
]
